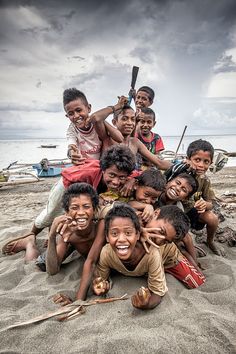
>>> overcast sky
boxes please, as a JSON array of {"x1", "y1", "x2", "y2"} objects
[{"x1": 0, "y1": 0, "x2": 236, "y2": 139}]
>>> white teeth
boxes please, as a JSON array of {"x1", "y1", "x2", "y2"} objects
[{"x1": 117, "y1": 246, "x2": 128, "y2": 249}]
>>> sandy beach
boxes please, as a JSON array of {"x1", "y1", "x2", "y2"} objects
[{"x1": 0, "y1": 167, "x2": 236, "y2": 354}]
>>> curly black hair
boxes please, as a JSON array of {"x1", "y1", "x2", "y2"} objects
[
  {"x1": 100, "y1": 144, "x2": 136, "y2": 175},
  {"x1": 104, "y1": 203, "x2": 141, "y2": 237},
  {"x1": 158, "y1": 205, "x2": 190, "y2": 241},
  {"x1": 62, "y1": 182, "x2": 99, "y2": 212},
  {"x1": 186, "y1": 139, "x2": 214, "y2": 161},
  {"x1": 136, "y1": 168, "x2": 166, "y2": 191}
]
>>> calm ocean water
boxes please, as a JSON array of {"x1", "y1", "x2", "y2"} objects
[{"x1": 0, "y1": 135, "x2": 235, "y2": 170}]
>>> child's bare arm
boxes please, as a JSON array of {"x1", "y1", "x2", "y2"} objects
[
  {"x1": 75, "y1": 220, "x2": 106, "y2": 301},
  {"x1": 90, "y1": 96, "x2": 128, "y2": 142},
  {"x1": 131, "y1": 287, "x2": 162, "y2": 309},
  {"x1": 128, "y1": 201, "x2": 154, "y2": 223},
  {"x1": 46, "y1": 216, "x2": 70, "y2": 275},
  {"x1": 137, "y1": 139, "x2": 172, "y2": 170},
  {"x1": 178, "y1": 233, "x2": 198, "y2": 266},
  {"x1": 103, "y1": 121, "x2": 124, "y2": 143}
]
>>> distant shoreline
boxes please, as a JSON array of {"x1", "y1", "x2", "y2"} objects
[{"x1": 1, "y1": 133, "x2": 236, "y2": 141}]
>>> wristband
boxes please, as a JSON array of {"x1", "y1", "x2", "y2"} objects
[{"x1": 108, "y1": 105, "x2": 115, "y2": 113}]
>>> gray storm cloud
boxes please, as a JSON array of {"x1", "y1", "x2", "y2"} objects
[{"x1": 0, "y1": 0, "x2": 236, "y2": 137}]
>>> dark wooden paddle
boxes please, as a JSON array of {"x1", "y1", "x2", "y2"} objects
[{"x1": 128, "y1": 66, "x2": 139, "y2": 104}]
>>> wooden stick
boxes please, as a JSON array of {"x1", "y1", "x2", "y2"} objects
[
  {"x1": 7, "y1": 294, "x2": 129, "y2": 329},
  {"x1": 175, "y1": 125, "x2": 187, "y2": 158}
]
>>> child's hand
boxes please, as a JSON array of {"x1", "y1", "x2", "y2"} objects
[
  {"x1": 141, "y1": 205, "x2": 154, "y2": 223},
  {"x1": 131, "y1": 287, "x2": 151, "y2": 309},
  {"x1": 120, "y1": 178, "x2": 136, "y2": 197},
  {"x1": 50, "y1": 214, "x2": 78, "y2": 242},
  {"x1": 117, "y1": 95, "x2": 129, "y2": 109},
  {"x1": 194, "y1": 199, "x2": 207, "y2": 213},
  {"x1": 93, "y1": 277, "x2": 110, "y2": 296},
  {"x1": 69, "y1": 145, "x2": 86, "y2": 166},
  {"x1": 128, "y1": 88, "x2": 136, "y2": 101},
  {"x1": 53, "y1": 293, "x2": 73, "y2": 306},
  {"x1": 140, "y1": 227, "x2": 165, "y2": 253}
]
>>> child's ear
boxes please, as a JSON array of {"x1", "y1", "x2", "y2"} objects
[
  {"x1": 136, "y1": 231, "x2": 140, "y2": 240},
  {"x1": 133, "y1": 180, "x2": 138, "y2": 190},
  {"x1": 106, "y1": 235, "x2": 109, "y2": 243},
  {"x1": 88, "y1": 104, "x2": 92, "y2": 113},
  {"x1": 153, "y1": 121, "x2": 156, "y2": 127},
  {"x1": 112, "y1": 118, "x2": 117, "y2": 126},
  {"x1": 154, "y1": 208, "x2": 160, "y2": 218}
]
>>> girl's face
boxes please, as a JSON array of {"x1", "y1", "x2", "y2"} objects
[{"x1": 107, "y1": 217, "x2": 139, "y2": 261}]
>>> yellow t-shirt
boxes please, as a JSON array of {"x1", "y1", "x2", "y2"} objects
[{"x1": 96, "y1": 243, "x2": 168, "y2": 296}]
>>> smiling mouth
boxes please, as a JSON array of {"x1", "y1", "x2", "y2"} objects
[
  {"x1": 168, "y1": 188, "x2": 178, "y2": 198},
  {"x1": 75, "y1": 218, "x2": 88, "y2": 228},
  {"x1": 116, "y1": 245, "x2": 129, "y2": 256}
]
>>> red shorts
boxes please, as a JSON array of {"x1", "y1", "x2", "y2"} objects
[{"x1": 165, "y1": 257, "x2": 206, "y2": 289}]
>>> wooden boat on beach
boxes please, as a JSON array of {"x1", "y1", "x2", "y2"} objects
[
  {"x1": 32, "y1": 158, "x2": 72, "y2": 177},
  {"x1": 3, "y1": 158, "x2": 72, "y2": 179},
  {"x1": 40, "y1": 144, "x2": 58, "y2": 148}
]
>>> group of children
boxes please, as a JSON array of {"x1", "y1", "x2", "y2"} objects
[{"x1": 2, "y1": 85, "x2": 222, "y2": 310}]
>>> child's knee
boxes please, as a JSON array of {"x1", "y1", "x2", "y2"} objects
[{"x1": 200, "y1": 210, "x2": 218, "y2": 227}]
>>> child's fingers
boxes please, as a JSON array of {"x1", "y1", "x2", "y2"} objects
[
  {"x1": 146, "y1": 238, "x2": 160, "y2": 248},
  {"x1": 140, "y1": 239, "x2": 150, "y2": 254}
]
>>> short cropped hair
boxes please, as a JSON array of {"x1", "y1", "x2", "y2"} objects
[
  {"x1": 186, "y1": 139, "x2": 214, "y2": 162},
  {"x1": 137, "y1": 86, "x2": 155, "y2": 103},
  {"x1": 169, "y1": 172, "x2": 199, "y2": 197},
  {"x1": 136, "y1": 168, "x2": 166, "y2": 191},
  {"x1": 62, "y1": 182, "x2": 99, "y2": 212},
  {"x1": 140, "y1": 107, "x2": 156, "y2": 121},
  {"x1": 157, "y1": 205, "x2": 190, "y2": 240},
  {"x1": 63, "y1": 88, "x2": 88, "y2": 107},
  {"x1": 100, "y1": 144, "x2": 136, "y2": 175},
  {"x1": 104, "y1": 203, "x2": 141, "y2": 237},
  {"x1": 113, "y1": 105, "x2": 134, "y2": 120}
]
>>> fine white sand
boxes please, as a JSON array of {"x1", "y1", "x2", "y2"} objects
[{"x1": 0, "y1": 168, "x2": 236, "y2": 354}]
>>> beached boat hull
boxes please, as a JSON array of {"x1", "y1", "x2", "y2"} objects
[{"x1": 32, "y1": 162, "x2": 72, "y2": 177}]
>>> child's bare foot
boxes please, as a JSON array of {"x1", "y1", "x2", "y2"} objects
[
  {"x1": 2, "y1": 233, "x2": 39, "y2": 261},
  {"x1": 207, "y1": 241, "x2": 225, "y2": 256}
]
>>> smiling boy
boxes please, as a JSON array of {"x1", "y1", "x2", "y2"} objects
[
  {"x1": 93, "y1": 204, "x2": 168, "y2": 310},
  {"x1": 46, "y1": 183, "x2": 101, "y2": 275},
  {"x1": 182, "y1": 140, "x2": 222, "y2": 255},
  {"x1": 112, "y1": 106, "x2": 171, "y2": 171},
  {"x1": 136, "y1": 107, "x2": 165, "y2": 169},
  {"x1": 64, "y1": 88, "x2": 124, "y2": 165}
]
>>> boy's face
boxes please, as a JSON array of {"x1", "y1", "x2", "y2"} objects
[
  {"x1": 67, "y1": 195, "x2": 94, "y2": 230},
  {"x1": 138, "y1": 113, "x2": 155, "y2": 137},
  {"x1": 146, "y1": 217, "x2": 176, "y2": 246},
  {"x1": 165, "y1": 177, "x2": 193, "y2": 201},
  {"x1": 103, "y1": 165, "x2": 129, "y2": 192},
  {"x1": 113, "y1": 108, "x2": 136, "y2": 137},
  {"x1": 135, "y1": 90, "x2": 152, "y2": 109},
  {"x1": 107, "y1": 217, "x2": 139, "y2": 260},
  {"x1": 135, "y1": 185, "x2": 161, "y2": 205},
  {"x1": 186, "y1": 150, "x2": 212, "y2": 176},
  {"x1": 65, "y1": 98, "x2": 91, "y2": 129}
]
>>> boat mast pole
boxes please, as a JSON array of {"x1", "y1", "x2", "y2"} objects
[{"x1": 175, "y1": 125, "x2": 187, "y2": 159}]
